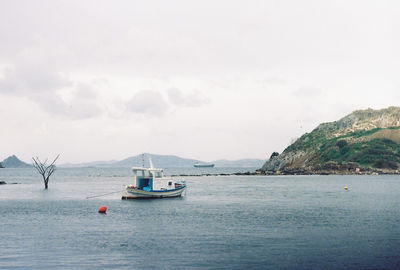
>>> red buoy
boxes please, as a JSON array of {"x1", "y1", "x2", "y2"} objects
[{"x1": 98, "y1": 206, "x2": 107, "y2": 213}]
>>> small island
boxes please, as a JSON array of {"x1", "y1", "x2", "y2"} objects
[
  {"x1": 0, "y1": 155, "x2": 32, "y2": 168},
  {"x1": 260, "y1": 106, "x2": 400, "y2": 175}
]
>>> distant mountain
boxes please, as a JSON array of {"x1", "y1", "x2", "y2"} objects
[
  {"x1": 212, "y1": 159, "x2": 265, "y2": 167},
  {"x1": 60, "y1": 153, "x2": 202, "y2": 168},
  {"x1": 60, "y1": 160, "x2": 117, "y2": 168},
  {"x1": 2, "y1": 155, "x2": 32, "y2": 168},
  {"x1": 60, "y1": 153, "x2": 263, "y2": 168},
  {"x1": 114, "y1": 154, "x2": 202, "y2": 168}
]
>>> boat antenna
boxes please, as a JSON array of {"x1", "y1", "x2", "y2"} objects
[{"x1": 142, "y1": 153, "x2": 144, "y2": 167}]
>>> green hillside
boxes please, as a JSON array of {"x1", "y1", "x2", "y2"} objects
[{"x1": 261, "y1": 107, "x2": 400, "y2": 174}]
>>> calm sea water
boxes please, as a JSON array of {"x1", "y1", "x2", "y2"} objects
[{"x1": 1, "y1": 167, "x2": 400, "y2": 270}]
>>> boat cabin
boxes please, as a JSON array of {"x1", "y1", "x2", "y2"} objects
[{"x1": 131, "y1": 167, "x2": 175, "y2": 191}]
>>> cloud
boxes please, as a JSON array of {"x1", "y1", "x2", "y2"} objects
[
  {"x1": 0, "y1": 63, "x2": 101, "y2": 119},
  {"x1": 74, "y1": 83, "x2": 98, "y2": 99},
  {"x1": 293, "y1": 86, "x2": 324, "y2": 98},
  {"x1": 126, "y1": 90, "x2": 169, "y2": 117},
  {"x1": 64, "y1": 84, "x2": 102, "y2": 119},
  {"x1": 167, "y1": 88, "x2": 209, "y2": 107},
  {"x1": 28, "y1": 83, "x2": 101, "y2": 120},
  {"x1": 0, "y1": 65, "x2": 71, "y2": 95},
  {"x1": 258, "y1": 77, "x2": 287, "y2": 86}
]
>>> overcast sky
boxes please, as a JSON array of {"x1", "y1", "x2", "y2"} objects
[{"x1": 1, "y1": 0, "x2": 399, "y2": 163}]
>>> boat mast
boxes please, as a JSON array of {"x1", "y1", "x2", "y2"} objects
[{"x1": 149, "y1": 155, "x2": 154, "y2": 169}]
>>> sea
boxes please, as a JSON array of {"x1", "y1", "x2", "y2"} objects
[{"x1": 1, "y1": 167, "x2": 400, "y2": 270}]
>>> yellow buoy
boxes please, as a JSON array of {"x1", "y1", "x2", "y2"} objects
[{"x1": 344, "y1": 185, "x2": 348, "y2": 190}]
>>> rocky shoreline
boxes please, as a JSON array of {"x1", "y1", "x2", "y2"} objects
[
  {"x1": 172, "y1": 168, "x2": 399, "y2": 177},
  {"x1": 258, "y1": 169, "x2": 398, "y2": 176}
]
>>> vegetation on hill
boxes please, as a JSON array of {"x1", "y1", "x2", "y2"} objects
[{"x1": 261, "y1": 107, "x2": 400, "y2": 174}]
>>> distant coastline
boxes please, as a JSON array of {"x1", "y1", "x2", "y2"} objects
[
  {"x1": 1, "y1": 153, "x2": 264, "y2": 169},
  {"x1": 59, "y1": 153, "x2": 265, "y2": 169}
]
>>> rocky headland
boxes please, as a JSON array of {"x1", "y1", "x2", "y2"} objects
[{"x1": 260, "y1": 106, "x2": 400, "y2": 175}]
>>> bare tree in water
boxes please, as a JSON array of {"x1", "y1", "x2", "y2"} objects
[{"x1": 32, "y1": 154, "x2": 60, "y2": 189}]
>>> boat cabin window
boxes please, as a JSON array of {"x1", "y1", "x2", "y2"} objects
[
  {"x1": 133, "y1": 170, "x2": 152, "y2": 177},
  {"x1": 134, "y1": 170, "x2": 144, "y2": 177},
  {"x1": 154, "y1": 171, "x2": 163, "y2": 178},
  {"x1": 168, "y1": 181, "x2": 172, "y2": 186}
]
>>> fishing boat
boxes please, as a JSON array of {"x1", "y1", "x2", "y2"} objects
[
  {"x1": 193, "y1": 163, "x2": 215, "y2": 168},
  {"x1": 122, "y1": 157, "x2": 186, "y2": 199}
]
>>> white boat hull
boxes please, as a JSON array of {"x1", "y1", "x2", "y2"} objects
[{"x1": 122, "y1": 186, "x2": 186, "y2": 199}]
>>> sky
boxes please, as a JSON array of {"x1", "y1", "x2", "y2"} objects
[{"x1": 1, "y1": 0, "x2": 400, "y2": 163}]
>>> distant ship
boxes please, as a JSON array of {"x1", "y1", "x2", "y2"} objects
[{"x1": 194, "y1": 163, "x2": 215, "y2": 168}]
